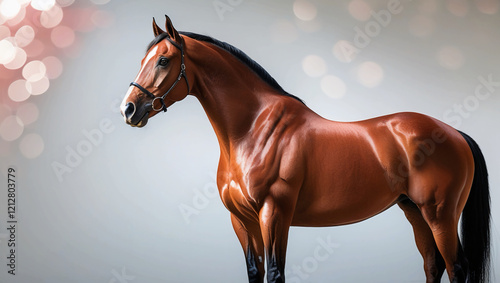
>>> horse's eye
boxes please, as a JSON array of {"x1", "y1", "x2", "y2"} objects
[{"x1": 158, "y1": 57, "x2": 168, "y2": 66}]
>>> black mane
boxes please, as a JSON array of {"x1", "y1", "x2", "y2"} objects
[{"x1": 146, "y1": 32, "x2": 304, "y2": 104}]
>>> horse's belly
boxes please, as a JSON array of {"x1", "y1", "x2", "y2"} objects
[
  {"x1": 292, "y1": 185, "x2": 400, "y2": 227},
  {"x1": 291, "y1": 191, "x2": 399, "y2": 227},
  {"x1": 291, "y1": 158, "x2": 402, "y2": 227}
]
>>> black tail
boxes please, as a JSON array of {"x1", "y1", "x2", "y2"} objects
[{"x1": 458, "y1": 131, "x2": 491, "y2": 283}]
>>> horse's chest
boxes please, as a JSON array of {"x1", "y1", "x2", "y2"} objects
[
  {"x1": 218, "y1": 158, "x2": 278, "y2": 218},
  {"x1": 219, "y1": 178, "x2": 259, "y2": 219}
]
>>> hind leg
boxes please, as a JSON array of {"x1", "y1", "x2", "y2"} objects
[
  {"x1": 398, "y1": 198, "x2": 446, "y2": 283},
  {"x1": 419, "y1": 203, "x2": 469, "y2": 283}
]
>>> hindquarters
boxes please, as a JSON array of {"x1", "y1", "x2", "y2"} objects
[
  {"x1": 386, "y1": 113, "x2": 488, "y2": 282},
  {"x1": 380, "y1": 113, "x2": 473, "y2": 212}
]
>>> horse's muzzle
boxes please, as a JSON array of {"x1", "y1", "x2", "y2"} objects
[{"x1": 121, "y1": 102, "x2": 149, "y2": 127}]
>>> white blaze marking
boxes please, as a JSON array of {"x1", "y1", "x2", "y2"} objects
[
  {"x1": 136, "y1": 45, "x2": 159, "y2": 81},
  {"x1": 120, "y1": 45, "x2": 160, "y2": 113}
]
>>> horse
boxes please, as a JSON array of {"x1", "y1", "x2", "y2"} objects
[{"x1": 119, "y1": 16, "x2": 490, "y2": 283}]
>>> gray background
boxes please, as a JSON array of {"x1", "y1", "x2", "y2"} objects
[{"x1": 1, "y1": 0, "x2": 499, "y2": 282}]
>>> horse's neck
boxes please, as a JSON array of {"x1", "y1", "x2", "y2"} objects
[{"x1": 187, "y1": 41, "x2": 284, "y2": 154}]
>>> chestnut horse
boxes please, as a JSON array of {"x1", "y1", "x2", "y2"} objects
[{"x1": 120, "y1": 16, "x2": 490, "y2": 283}]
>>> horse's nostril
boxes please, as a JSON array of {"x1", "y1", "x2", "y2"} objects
[{"x1": 124, "y1": 102, "x2": 136, "y2": 120}]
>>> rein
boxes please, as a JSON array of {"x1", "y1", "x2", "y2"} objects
[{"x1": 129, "y1": 37, "x2": 190, "y2": 112}]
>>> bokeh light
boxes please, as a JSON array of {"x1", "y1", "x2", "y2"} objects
[
  {"x1": 0, "y1": 116, "x2": 24, "y2": 142},
  {"x1": 0, "y1": 38, "x2": 16, "y2": 64},
  {"x1": 40, "y1": 4, "x2": 63, "y2": 28},
  {"x1": 302, "y1": 55, "x2": 327, "y2": 77},
  {"x1": 0, "y1": 0, "x2": 21, "y2": 19},
  {"x1": 475, "y1": 0, "x2": 499, "y2": 14},
  {"x1": 321, "y1": 75, "x2": 347, "y2": 99},
  {"x1": 23, "y1": 60, "x2": 47, "y2": 82},
  {"x1": 436, "y1": 46, "x2": 465, "y2": 70},
  {"x1": 19, "y1": 133, "x2": 45, "y2": 158},
  {"x1": 56, "y1": 0, "x2": 75, "y2": 7},
  {"x1": 8, "y1": 79, "x2": 31, "y2": 102},
  {"x1": 16, "y1": 103, "x2": 40, "y2": 125},
  {"x1": 27, "y1": 76, "x2": 50, "y2": 95},
  {"x1": 348, "y1": 0, "x2": 372, "y2": 21},
  {"x1": 15, "y1": 25, "x2": 35, "y2": 47},
  {"x1": 31, "y1": 0, "x2": 56, "y2": 11},
  {"x1": 6, "y1": 3, "x2": 26, "y2": 26},
  {"x1": 0, "y1": 0, "x2": 113, "y2": 158},
  {"x1": 4, "y1": 47, "x2": 27, "y2": 69},
  {"x1": 357, "y1": 61, "x2": 384, "y2": 88},
  {"x1": 51, "y1": 25, "x2": 75, "y2": 48},
  {"x1": 42, "y1": 56, "x2": 63, "y2": 79},
  {"x1": 0, "y1": 25, "x2": 11, "y2": 39},
  {"x1": 293, "y1": 0, "x2": 317, "y2": 21}
]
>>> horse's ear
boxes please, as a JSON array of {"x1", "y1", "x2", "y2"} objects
[
  {"x1": 164, "y1": 15, "x2": 181, "y2": 43},
  {"x1": 153, "y1": 17, "x2": 165, "y2": 37}
]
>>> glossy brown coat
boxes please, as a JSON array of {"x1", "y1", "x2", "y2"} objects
[{"x1": 120, "y1": 17, "x2": 490, "y2": 283}]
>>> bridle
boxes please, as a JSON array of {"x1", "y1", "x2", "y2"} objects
[{"x1": 129, "y1": 37, "x2": 190, "y2": 112}]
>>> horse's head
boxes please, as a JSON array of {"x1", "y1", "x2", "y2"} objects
[{"x1": 120, "y1": 15, "x2": 190, "y2": 127}]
